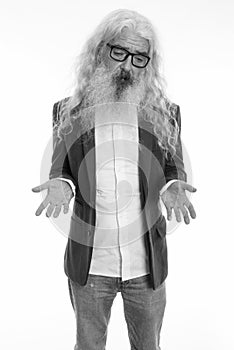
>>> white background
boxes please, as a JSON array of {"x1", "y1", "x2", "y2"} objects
[{"x1": 1, "y1": 0, "x2": 234, "y2": 349}]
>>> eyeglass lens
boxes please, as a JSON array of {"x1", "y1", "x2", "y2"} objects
[{"x1": 110, "y1": 47, "x2": 149, "y2": 67}]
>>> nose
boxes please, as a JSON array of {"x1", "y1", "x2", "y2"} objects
[{"x1": 122, "y1": 55, "x2": 132, "y2": 71}]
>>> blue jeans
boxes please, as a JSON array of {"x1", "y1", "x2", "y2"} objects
[{"x1": 68, "y1": 273, "x2": 166, "y2": 350}]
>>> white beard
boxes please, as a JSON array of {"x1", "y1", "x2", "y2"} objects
[{"x1": 77, "y1": 64, "x2": 147, "y2": 133}]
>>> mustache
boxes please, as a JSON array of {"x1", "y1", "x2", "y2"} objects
[{"x1": 112, "y1": 68, "x2": 135, "y2": 87}]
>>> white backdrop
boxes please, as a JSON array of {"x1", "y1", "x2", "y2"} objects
[{"x1": 0, "y1": 0, "x2": 233, "y2": 349}]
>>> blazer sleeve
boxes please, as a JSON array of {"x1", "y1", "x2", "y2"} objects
[
  {"x1": 164, "y1": 105, "x2": 187, "y2": 183},
  {"x1": 48, "y1": 101, "x2": 76, "y2": 188}
]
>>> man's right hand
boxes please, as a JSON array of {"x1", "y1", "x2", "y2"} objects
[{"x1": 32, "y1": 179, "x2": 74, "y2": 218}]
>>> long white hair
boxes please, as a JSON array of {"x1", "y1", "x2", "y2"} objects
[{"x1": 54, "y1": 9, "x2": 179, "y2": 158}]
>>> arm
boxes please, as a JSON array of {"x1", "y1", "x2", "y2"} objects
[
  {"x1": 161, "y1": 105, "x2": 197, "y2": 224},
  {"x1": 32, "y1": 101, "x2": 75, "y2": 218},
  {"x1": 164, "y1": 105, "x2": 187, "y2": 184},
  {"x1": 48, "y1": 101, "x2": 76, "y2": 189}
]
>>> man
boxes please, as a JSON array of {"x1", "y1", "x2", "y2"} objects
[{"x1": 32, "y1": 9, "x2": 196, "y2": 350}]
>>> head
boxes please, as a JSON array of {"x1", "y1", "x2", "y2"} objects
[{"x1": 56, "y1": 9, "x2": 179, "y2": 157}]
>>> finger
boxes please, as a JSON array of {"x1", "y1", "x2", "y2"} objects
[
  {"x1": 63, "y1": 203, "x2": 69, "y2": 214},
  {"x1": 185, "y1": 202, "x2": 196, "y2": 219},
  {"x1": 53, "y1": 205, "x2": 62, "y2": 218},
  {"x1": 180, "y1": 205, "x2": 190, "y2": 225},
  {"x1": 183, "y1": 183, "x2": 197, "y2": 193},
  {"x1": 46, "y1": 204, "x2": 55, "y2": 218},
  {"x1": 174, "y1": 208, "x2": 182, "y2": 223},
  {"x1": 32, "y1": 181, "x2": 49, "y2": 192},
  {"x1": 164, "y1": 204, "x2": 172, "y2": 221},
  {"x1": 35, "y1": 197, "x2": 50, "y2": 216}
]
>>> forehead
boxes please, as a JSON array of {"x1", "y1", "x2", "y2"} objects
[{"x1": 111, "y1": 27, "x2": 149, "y2": 53}]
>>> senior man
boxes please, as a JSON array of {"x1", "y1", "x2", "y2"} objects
[{"x1": 32, "y1": 9, "x2": 196, "y2": 350}]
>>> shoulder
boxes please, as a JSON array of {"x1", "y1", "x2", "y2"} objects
[
  {"x1": 53, "y1": 96, "x2": 71, "y2": 113},
  {"x1": 164, "y1": 100, "x2": 182, "y2": 132},
  {"x1": 165, "y1": 99, "x2": 180, "y2": 118},
  {"x1": 165, "y1": 99, "x2": 181, "y2": 125},
  {"x1": 52, "y1": 96, "x2": 71, "y2": 126}
]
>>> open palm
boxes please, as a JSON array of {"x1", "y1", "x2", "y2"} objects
[
  {"x1": 161, "y1": 180, "x2": 197, "y2": 224},
  {"x1": 32, "y1": 179, "x2": 74, "y2": 218}
]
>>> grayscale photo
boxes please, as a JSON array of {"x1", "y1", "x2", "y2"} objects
[
  {"x1": 1, "y1": 1, "x2": 233, "y2": 350},
  {"x1": 33, "y1": 9, "x2": 196, "y2": 349}
]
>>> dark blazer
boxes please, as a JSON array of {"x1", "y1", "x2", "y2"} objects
[{"x1": 49, "y1": 98, "x2": 187, "y2": 290}]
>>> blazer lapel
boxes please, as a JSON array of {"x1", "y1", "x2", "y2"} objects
[
  {"x1": 82, "y1": 128, "x2": 96, "y2": 206},
  {"x1": 138, "y1": 117, "x2": 154, "y2": 190}
]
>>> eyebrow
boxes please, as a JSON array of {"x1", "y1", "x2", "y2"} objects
[{"x1": 114, "y1": 44, "x2": 149, "y2": 56}]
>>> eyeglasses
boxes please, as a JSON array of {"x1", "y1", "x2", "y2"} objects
[{"x1": 107, "y1": 43, "x2": 150, "y2": 68}]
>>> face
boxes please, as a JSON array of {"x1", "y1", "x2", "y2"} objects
[
  {"x1": 79, "y1": 29, "x2": 150, "y2": 133},
  {"x1": 102, "y1": 27, "x2": 150, "y2": 80}
]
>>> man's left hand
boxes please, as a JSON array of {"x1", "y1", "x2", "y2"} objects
[{"x1": 161, "y1": 180, "x2": 197, "y2": 224}]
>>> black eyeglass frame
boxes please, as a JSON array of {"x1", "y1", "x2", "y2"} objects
[{"x1": 106, "y1": 43, "x2": 150, "y2": 68}]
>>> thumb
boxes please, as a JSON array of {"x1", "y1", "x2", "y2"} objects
[
  {"x1": 183, "y1": 183, "x2": 197, "y2": 192},
  {"x1": 31, "y1": 181, "x2": 49, "y2": 192}
]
